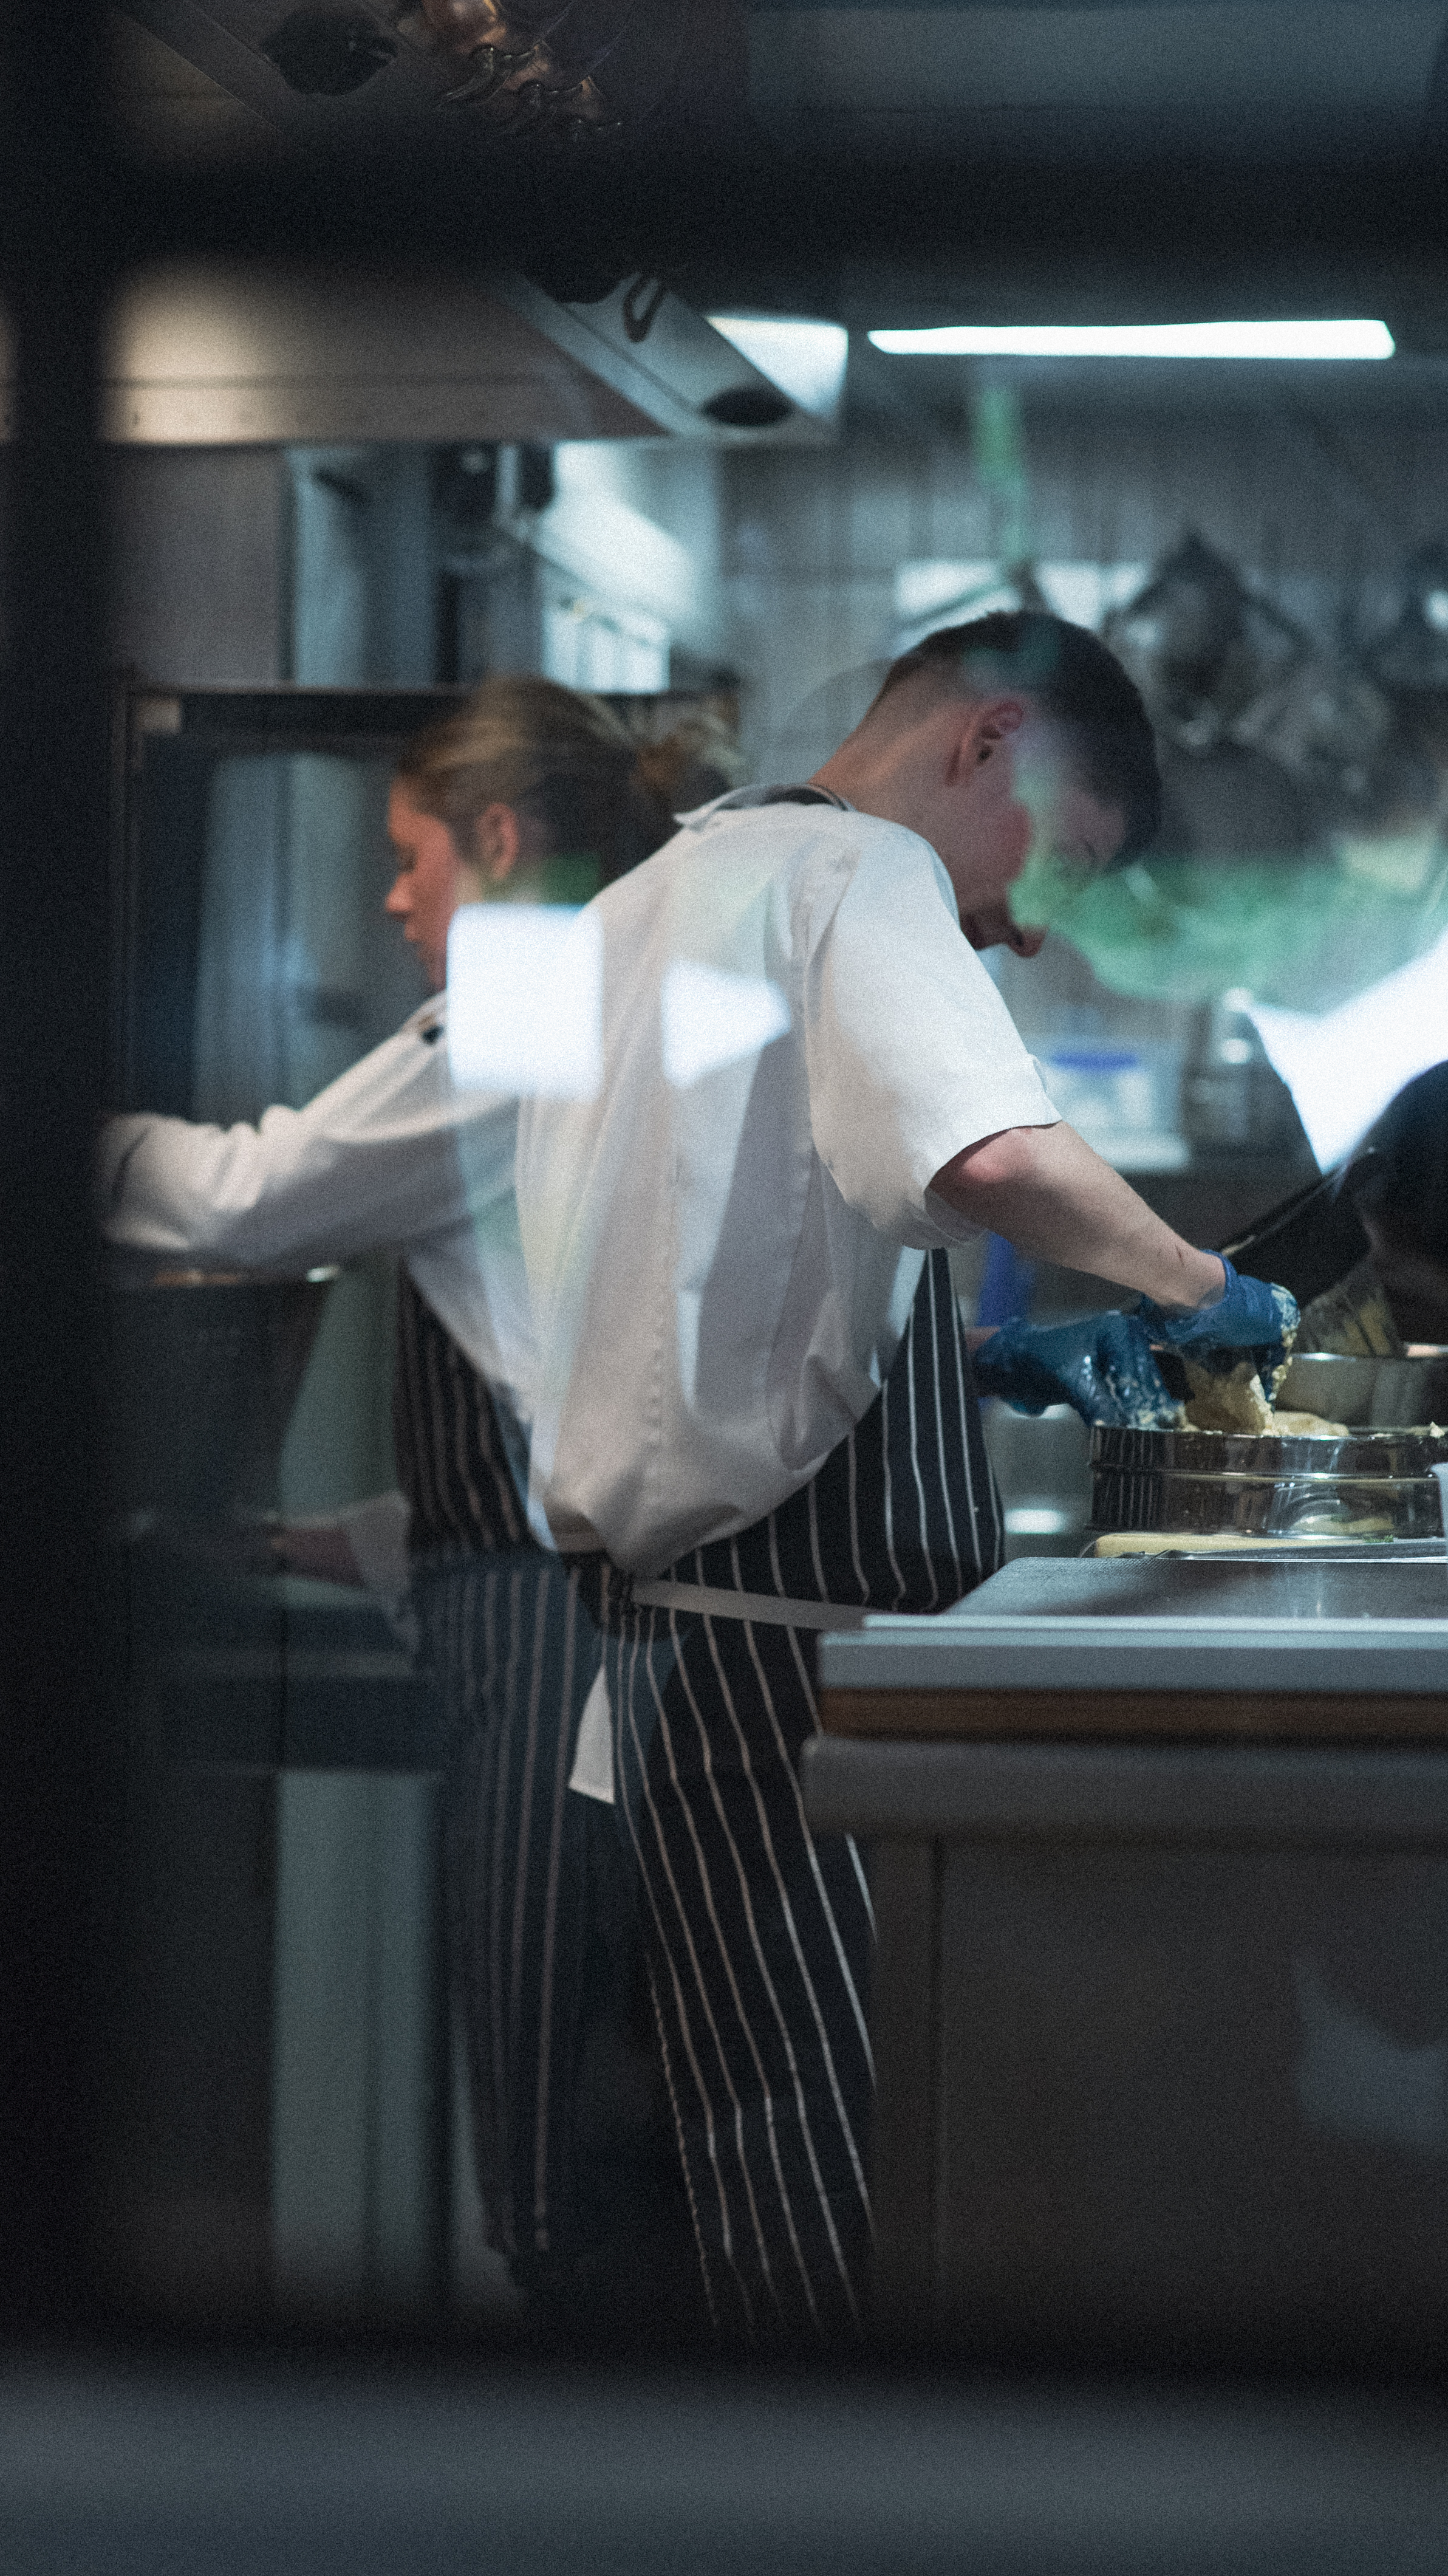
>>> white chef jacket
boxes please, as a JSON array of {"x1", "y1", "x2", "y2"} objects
[
  {"x1": 516, "y1": 788, "x2": 1060, "y2": 1576},
  {"x1": 99, "y1": 995, "x2": 536, "y2": 1440}
]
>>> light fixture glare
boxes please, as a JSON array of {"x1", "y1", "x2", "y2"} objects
[
  {"x1": 867, "y1": 320, "x2": 1395, "y2": 362},
  {"x1": 706, "y1": 316, "x2": 850, "y2": 416}
]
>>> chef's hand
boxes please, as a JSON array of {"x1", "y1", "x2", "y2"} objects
[
  {"x1": 1138, "y1": 1259, "x2": 1298, "y2": 1369},
  {"x1": 972, "y1": 1312, "x2": 1183, "y2": 1430}
]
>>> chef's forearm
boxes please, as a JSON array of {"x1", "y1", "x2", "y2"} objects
[{"x1": 933, "y1": 1121, "x2": 1225, "y2": 1312}]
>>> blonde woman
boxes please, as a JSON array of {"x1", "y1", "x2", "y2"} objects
[{"x1": 101, "y1": 675, "x2": 734, "y2": 2324}]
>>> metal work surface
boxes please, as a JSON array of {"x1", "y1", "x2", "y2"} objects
[
  {"x1": 818, "y1": 1618, "x2": 1448, "y2": 1698},
  {"x1": 802, "y1": 1736, "x2": 1448, "y2": 1846},
  {"x1": 949, "y1": 1551, "x2": 1448, "y2": 1623},
  {"x1": 818, "y1": 1551, "x2": 1448, "y2": 1700}
]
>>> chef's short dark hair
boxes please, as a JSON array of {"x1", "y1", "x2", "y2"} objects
[{"x1": 873, "y1": 609, "x2": 1161, "y2": 859}]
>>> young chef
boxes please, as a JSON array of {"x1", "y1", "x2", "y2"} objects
[
  {"x1": 517, "y1": 610, "x2": 1294, "y2": 2344},
  {"x1": 100, "y1": 675, "x2": 720, "y2": 2317}
]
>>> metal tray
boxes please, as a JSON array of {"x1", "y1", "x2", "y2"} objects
[{"x1": 1090, "y1": 1420, "x2": 1448, "y2": 1540}]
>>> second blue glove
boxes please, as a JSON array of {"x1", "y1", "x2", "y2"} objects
[
  {"x1": 1138, "y1": 1257, "x2": 1297, "y2": 1369},
  {"x1": 973, "y1": 1312, "x2": 1183, "y2": 1430}
]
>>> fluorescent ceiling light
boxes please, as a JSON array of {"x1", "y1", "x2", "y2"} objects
[
  {"x1": 706, "y1": 316, "x2": 850, "y2": 416},
  {"x1": 868, "y1": 320, "x2": 1395, "y2": 361}
]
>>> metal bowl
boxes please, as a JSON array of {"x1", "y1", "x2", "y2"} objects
[
  {"x1": 1090, "y1": 1420, "x2": 1448, "y2": 1541},
  {"x1": 1274, "y1": 1348, "x2": 1448, "y2": 1427}
]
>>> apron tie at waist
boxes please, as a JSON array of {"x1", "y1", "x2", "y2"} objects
[
  {"x1": 569, "y1": 1580, "x2": 875, "y2": 1807},
  {"x1": 567, "y1": 1576, "x2": 860, "y2": 1803},
  {"x1": 630, "y1": 1578, "x2": 871, "y2": 1632}
]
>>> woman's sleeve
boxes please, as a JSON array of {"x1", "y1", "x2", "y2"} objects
[{"x1": 98, "y1": 1021, "x2": 517, "y2": 1272}]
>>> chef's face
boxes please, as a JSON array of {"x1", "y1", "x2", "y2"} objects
[
  {"x1": 934, "y1": 707, "x2": 1125, "y2": 957},
  {"x1": 384, "y1": 784, "x2": 485, "y2": 991}
]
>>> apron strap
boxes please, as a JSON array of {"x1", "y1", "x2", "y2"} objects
[{"x1": 630, "y1": 1577, "x2": 870, "y2": 1631}]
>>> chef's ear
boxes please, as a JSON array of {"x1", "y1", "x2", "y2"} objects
[
  {"x1": 949, "y1": 694, "x2": 1026, "y2": 780},
  {"x1": 473, "y1": 802, "x2": 524, "y2": 885},
  {"x1": 975, "y1": 696, "x2": 1027, "y2": 761}
]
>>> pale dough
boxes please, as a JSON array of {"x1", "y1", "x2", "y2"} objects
[
  {"x1": 1090, "y1": 1530, "x2": 1387, "y2": 1557},
  {"x1": 1182, "y1": 1358, "x2": 1275, "y2": 1434}
]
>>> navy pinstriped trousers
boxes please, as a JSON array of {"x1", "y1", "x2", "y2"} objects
[
  {"x1": 397, "y1": 1273, "x2": 662, "y2": 2298},
  {"x1": 414, "y1": 1552, "x2": 599, "y2": 2281},
  {"x1": 592, "y1": 1249, "x2": 1004, "y2": 2345}
]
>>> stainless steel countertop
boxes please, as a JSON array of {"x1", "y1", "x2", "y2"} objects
[
  {"x1": 951, "y1": 1551, "x2": 1448, "y2": 1623},
  {"x1": 816, "y1": 1550, "x2": 1448, "y2": 1696}
]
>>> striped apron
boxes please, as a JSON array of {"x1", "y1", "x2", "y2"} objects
[
  {"x1": 395, "y1": 1269, "x2": 651, "y2": 2297},
  {"x1": 586, "y1": 1245, "x2": 1003, "y2": 2344}
]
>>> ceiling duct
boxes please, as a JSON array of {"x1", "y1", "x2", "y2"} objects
[
  {"x1": 94, "y1": 263, "x2": 669, "y2": 444},
  {"x1": 0, "y1": 258, "x2": 826, "y2": 447}
]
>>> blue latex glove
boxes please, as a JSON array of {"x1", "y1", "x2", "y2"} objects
[
  {"x1": 973, "y1": 1312, "x2": 1182, "y2": 1430},
  {"x1": 1138, "y1": 1258, "x2": 1298, "y2": 1371}
]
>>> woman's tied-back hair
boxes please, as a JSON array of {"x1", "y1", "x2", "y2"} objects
[
  {"x1": 394, "y1": 674, "x2": 743, "y2": 883},
  {"x1": 873, "y1": 609, "x2": 1163, "y2": 860}
]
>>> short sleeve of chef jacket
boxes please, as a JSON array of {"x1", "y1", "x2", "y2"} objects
[{"x1": 801, "y1": 823, "x2": 1062, "y2": 1245}]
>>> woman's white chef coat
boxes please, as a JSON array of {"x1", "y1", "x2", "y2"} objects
[
  {"x1": 516, "y1": 789, "x2": 1060, "y2": 1577},
  {"x1": 98, "y1": 994, "x2": 535, "y2": 1440}
]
